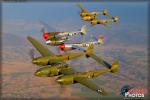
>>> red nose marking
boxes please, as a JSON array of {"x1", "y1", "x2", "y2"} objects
[
  {"x1": 43, "y1": 33, "x2": 49, "y2": 39},
  {"x1": 59, "y1": 44, "x2": 65, "y2": 50},
  {"x1": 100, "y1": 35, "x2": 105, "y2": 40}
]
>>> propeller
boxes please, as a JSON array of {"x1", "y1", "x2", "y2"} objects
[
  {"x1": 39, "y1": 20, "x2": 50, "y2": 32},
  {"x1": 39, "y1": 21, "x2": 49, "y2": 33},
  {"x1": 40, "y1": 27, "x2": 46, "y2": 33},
  {"x1": 29, "y1": 49, "x2": 35, "y2": 59},
  {"x1": 57, "y1": 44, "x2": 66, "y2": 54},
  {"x1": 90, "y1": 34, "x2": 98, "y2": 41},
  {"x1": 29, "y1": 49, "x2": 44, "y2": 68},
  {"x1": 101, "y1": 22, "x2": 111, "y2": 28},
  {"x1": 59, "y1": 84, "x2": 66, "y2": 95},
  {"x1": 29, "y1": 49, "x2": 39, "y2": 67}
]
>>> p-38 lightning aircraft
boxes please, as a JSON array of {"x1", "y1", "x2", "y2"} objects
[
  {"x1": 28, "y1": 36, "x2": 93, "y2": 66},
  {"x1": 42, "y1": 25, "x2": 87, "y2": 46},
  {"x1": 77, "y1": 4, "x2": 119, "y2": 27},
  {"x1": 90, "y1": 16, "x2": 119, "y2": 27},
  {"x1": 77, "y1": 4, "x2": 109, "y2": 21},
  {"x1": 27, "y1": 36, "x2": 119, "y2": 95},
  {"x1": 58, "y1": 35, "x2": 105, "y2": 51}
]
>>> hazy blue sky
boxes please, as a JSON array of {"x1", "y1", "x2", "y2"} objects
[
  {"x1": 2, "y1": 2, "x2": 148, "y2": 42},
  {"x1": 2, "y1": 2, "x2": 148, "y2": 25}
]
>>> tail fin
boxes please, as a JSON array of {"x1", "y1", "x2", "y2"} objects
[
  {"x1": 85, "y1": 44, "x2": 94, "y2": 57},
  {"x1": 110, "y1": 60, "x2": 119, "y2": 73},
  {"x1": 102, "y1": 9, "x2": 109, "y2": 15},
  {"x1": 113, "y1": 16, "x2": 119, "y2": 22},
  {"x1": 80, "y1": 25, "x2": 87, "y2": 35},
  {"x1": 98, "y1": 35, "x2": 105, "y2": 44}
]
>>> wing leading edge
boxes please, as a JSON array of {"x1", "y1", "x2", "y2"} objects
[
  {"x1": 74, "y1": 77, "x2": 108, "y2": 95},
  {"x1": 27, "y1": 36, "x2": 55, "y2": 57},
  {"x1": 77, "y1": 4, "x2": 89, "y2": 12},
  {"x1": 60, "y1": 67, "x2": 108, "y2": 95}
]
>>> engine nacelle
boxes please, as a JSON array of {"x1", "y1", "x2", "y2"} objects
[
  {"x1": 80, "y1": 12, "x2": 90, "y2": 17},
  {"x1": 90, "y1": 20, "x2": 98, "y2": 25},
  {"x1": 56, "y1": 75, "x2": 75, "y2": 85},
  {"x1": 32, "y1": 57, "x2": 50, "y2": 66},
  {"x1": 82, "y1": 16, "x2": 95, "y2": 21},
  {"x1": 91, "y1": 20, "x2": 106, "y2": 25},
  {"x1": 35, "y1": 65, "x2": 72, "y2": 77}
]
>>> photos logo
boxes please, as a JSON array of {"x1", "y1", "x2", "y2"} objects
[{"x1": 120, "y1": 85, "x2": 147, "y2": 99}]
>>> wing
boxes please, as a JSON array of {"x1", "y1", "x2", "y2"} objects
[
  {"x1": 90, "y1": 54, "x2": 112, "y2": 69},
  {"x1": 74, "y1": 77, "x2": 108, "y2": 95},
  {"x1": 72, "y1": 45, "x2": 86, "y2": 51},
  {"x1": 27, "y1": 36, "x2": 55, "y2": 57},
  {"x1": 59, "y1": 65, "x2": 76, "y2": 75},
  {"x1": 70, "y1": 45, "x2": 112, "y2": 69},
  {"x1": 59, "y1": 66, "x2": 108, "y2": 95},
  {"x1": 77, "y1": 4, "x2": 89, "y2": 12},
  {"x1": 101, "y1": 23, "x2": 110, "y2": 28}
]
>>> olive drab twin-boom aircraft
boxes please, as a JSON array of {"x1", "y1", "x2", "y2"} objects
[
  {"x1": 42, "y1": 25, "x2": 87, "y2": 46},
  {"x1": 58, "y1": 35, "x2": 105, "y2": 51},
  {"x1": 28, "y1": 36, "x2": 93, "y2": 66},
  {"x1": 27, "y1": 36, "x2": 119, "y2": 95}
]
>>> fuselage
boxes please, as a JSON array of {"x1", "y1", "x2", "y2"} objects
[
  {"x1": 43, "y1": 31, "x2": 83, "y2": 46},
  {"x1": 56, "y1": 68, "x2": 111, "y2": 85},
  {"x1": 43, "y1": 31, "x2": 83, "y2": 41},
  {"x1": 46, "y1": 39, "x2": 65, "y2": 46},
  {"x1": 32, "y1": 52, "x2": 85, "y2": 66},
  {"x1": 80, "y1": 12, "x2": 99, "y2": 17},
  {"x1": 59, "y1": 41, "x2": 100, "y2": 51}
]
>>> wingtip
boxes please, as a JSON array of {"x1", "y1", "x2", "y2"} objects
[
  {"x1": 110, "y1": 60, "x2": 119, "y2": 73},
  {"x1": 97, "y1": 88, "x2": 109, "y2": 96},
  {"x1": 27, "y1": 36, "x2": 36, "y2": 42},
  {"x1": 27, "y1": 36, "x2": 32, "y2": 39}
]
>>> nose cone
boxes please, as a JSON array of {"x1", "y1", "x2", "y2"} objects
[
  {"x1": 56, "y1": 78, "x2": 63, "y2": 84},
  {"x1": 59, "y1": 44, "x2": 65, "y2": 50},
  {"x1": 34, "y1": 70, "x2": 48, "y2": 77},
  {"x1": 34, "y1": 71, "x2": 41, "y2": 76},
  {"x1": 43, "y1": 33, "x2": 49, "y2": 40},
  {"x1": 32, "y1": 59, "x2": 38, "y2": 64}
]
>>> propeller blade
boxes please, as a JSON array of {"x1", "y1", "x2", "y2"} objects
[
  {"x1": 41, "y1": 27, "x2": 46, "y2": 33},
  {"x1": 39, "y1": 20, "x2": 49, "y2": 33},
  {"x1": 90, "y1": 34, "x2": 98, "y2": 41},
  {"x1": 59, "y1": 84, "x2": 66, "y2": 95},
  {"x1": 101, "y1": 23, "x2": 111, "y2": 28},
  {"x1": 29, "y1": 49, "x2": 35, "y2": 59}
]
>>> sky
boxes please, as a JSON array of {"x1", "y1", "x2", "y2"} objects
[
  {"x1": 2, "y1": 2, "x2": 148, "y2": 39},
  {"x1": 1, "y1": 2, "x2": 149, "y2": 98},
  {"x1": 2, "y1": 2, "x2": 148, "y2": 24}
]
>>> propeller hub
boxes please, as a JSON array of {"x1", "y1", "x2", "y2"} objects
[
  {"x1": 35, "y1": 71, "x2": 42, "y2": 76},
  {"x1": 32, "y1": 59, "x2": 39, "y2": 64},
  {"x1": 43, "y1": 33, "x2": 49, "y2": 39},
  {"x1": 100, "y1": 35, "x2": 105, "y2": 40},
  {"x1": 59, "y1": 44, "x2": 65, "y2": 50},
  {"x1": 56, "y1": 78, "x2": 64, "y2": 84}
]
